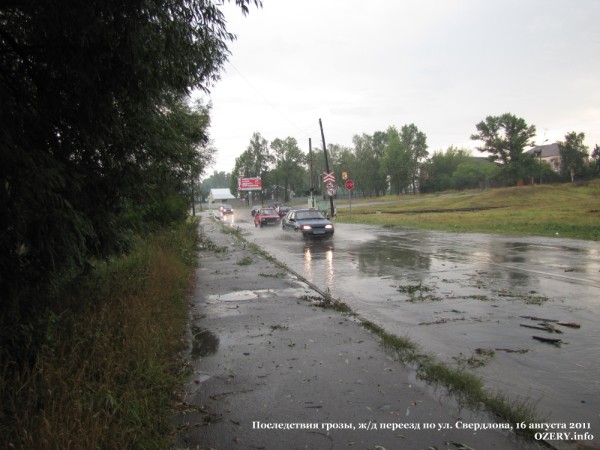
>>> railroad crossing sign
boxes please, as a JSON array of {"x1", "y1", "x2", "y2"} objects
[
  {"x1": 327, "y1": 187, "x2": 336, "y2": 196},
  {"x1": 322, "y1": 171, "x2": 335, "y2": 183},
  {"x1": 345, "y1": 180, "x2": 355, "y2": 190}
]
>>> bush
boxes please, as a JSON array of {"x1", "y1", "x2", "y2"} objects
[{"x1": 0, "y1": 220, "x2": 198, "y2": 450}]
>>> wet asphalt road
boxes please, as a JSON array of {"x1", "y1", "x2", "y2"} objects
[
  {"x1": 215, "y1": 207, "x2": 600, "y2": 447},
  {"x1": 172, "y1": 213, "x2": 547, "y2": 450}
]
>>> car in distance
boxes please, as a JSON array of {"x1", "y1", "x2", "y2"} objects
[
  {"x1": 219, "y1": 203, "x2": 234, "y2": 215},
  {"x1": 276, "y1": 205, "x2": 292, "y2": 218},
  {"x1": 281, "y1": 209, "x2": 334, "y2": 238},
  {"x1": 254, "y1": 208, "x2": 280, "y2": 227}
]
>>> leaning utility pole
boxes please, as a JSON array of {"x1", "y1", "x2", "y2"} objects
[
  {"x1": 308, "y1": 138, "x2": 316, "y2": 209},
  {"x1": 319, "y1": 118, "x2": 335, "y2": 219}
]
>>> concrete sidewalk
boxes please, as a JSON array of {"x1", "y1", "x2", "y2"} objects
[{"x1": 172, "y1": 214, "x2": 539, "y2": 450}]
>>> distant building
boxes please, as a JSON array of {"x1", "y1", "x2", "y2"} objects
[
  {"x1": 207, "y1": 188, "x2": 235, "y2": 209},
  {"x1": 526, "y1": 143, "x2": 561, "y2": 172}
]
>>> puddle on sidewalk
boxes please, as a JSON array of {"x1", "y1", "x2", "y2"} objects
[
  {"x1": 207, "y1": 287, "x2": 314, "y2": 303},
  {"x1": 191, "y1": 326, "x2": 219, "y2": 359},
  {"x1": 208, "y1": 290, "x2": 260, "y2": 301}
]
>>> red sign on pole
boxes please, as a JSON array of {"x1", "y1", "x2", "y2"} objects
[
  {"x1": 238, "y1": 177, "x2": 262, "y2": 191},
  {"x1": 345, "y1": 180, "x2": 355, "y2": 190}
]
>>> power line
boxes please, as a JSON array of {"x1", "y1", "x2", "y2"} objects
[{"x1": 228, "y1": 61, "x2": 314, "y2": 138}]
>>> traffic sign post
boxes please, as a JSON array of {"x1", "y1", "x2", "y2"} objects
[
  {"x1": 323, "y1": 171, "x2": 335, "y2": 183},
  {"x1": 345, "y1": 180, "x2": 354, "y2": 217}
]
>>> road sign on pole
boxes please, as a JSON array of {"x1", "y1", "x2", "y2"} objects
[
  {"x1": 345, "y1": 180, "x2": 354, "y2": 217},
  {"x1": 323, "y1": 171, "x2": 335, "y2": 183}
]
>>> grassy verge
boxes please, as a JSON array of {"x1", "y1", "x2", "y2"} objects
[
  {"x1": 337, "y1": 181, "x2": 600, "y2": 240},
  {"x1": 360, "y1": 320, "x2": 541, "y2": 434},
  {"x1": 0, "y1": 220, "x2": 199, "y2": 450}
]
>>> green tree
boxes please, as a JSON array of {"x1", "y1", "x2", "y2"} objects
[
  {"x1": 452, "y1": 161, "x2": 500, "y2": 190},
  {"x1": 399, "y1": 124, "x2": 428, "y2": 193},
  {"x1": 231, "y1": 132, "x2": 272, "y2": 199},
  {"x1": 558, "y1": 132, "x2": 589, "y2": 182},
  {"x1": 0, "y1": 0, "x2": 260, "y2": 322},
  {"x1": 470, "y1": 113, "x2": 536, "y2": 184},
  {"x1": 421, "y1": 147, "x2": 472, "y2": 192},
  {"x1": 270, "y1": 137, "x2": 306, "y2": 202},
  {"x1": 352, "y1": 133, "x2": 387, "y2": 196},
  {"x1": 382, "y1": 126, "x2": 412, "y2": 195},
  {"x1": 591, "y1": 145, "x2": 600, "y2": 178},
  {"x1": 201, "y1": 171, "x2": 232, "y2": 199}
]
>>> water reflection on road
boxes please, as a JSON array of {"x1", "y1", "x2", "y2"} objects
[{"x1": 232, "y1": 214, "x2": 600, "y2": 434}]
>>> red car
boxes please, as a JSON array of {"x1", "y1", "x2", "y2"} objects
[
  {"x1": 254, "y1": 208, "x2": 280, "y2": 227},
  {"x1": 277, "y1": 205, "x2": 291, "y2": 218}
]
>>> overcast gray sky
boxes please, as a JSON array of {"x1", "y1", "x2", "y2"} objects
[{"x1": 199, "y1": 0, "x2": 600, "y2": 175}]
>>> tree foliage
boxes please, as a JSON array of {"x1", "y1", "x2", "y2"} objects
[
  {"x1": 382, "y1": 126, "x2": 412, "y2": 194},
  {"x1": 558, "y1": 132, "x2": 589, "y2": 182},
  {"x1": 0, "y1": 0, "x2": 260, "y2": 319},
  {"x1": 231, "y1": 132, "x2": 273, "y2": 198},
  {"x1": 421, "y1": 147, "x2": 472, "y2": 192},
  {"x1": 471, "y1": 113, "x2": 536, "y2": 184},
  {"x1": 401, "y1": 124, "x2": 428, "y2": 193},
  {"x1": 270, "y1": 137, "x2": 306, "y2": 202},
  {"x1": 591, "y1": 145, "x2": 600, "y2": 177},
  {"x1": 352, "y1": 133, "x2": 387, "y2": 196}
]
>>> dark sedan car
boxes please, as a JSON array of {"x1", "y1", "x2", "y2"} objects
[{"x1": 281, "y1": 209, "x2": 334, "y2": 238}]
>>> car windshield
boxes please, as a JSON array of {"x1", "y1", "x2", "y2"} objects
[
  {"x1": 261, "y1": 209, "x2": 276, "y2": 215},
  {"x1": 296, "y1": 211, "x2": 325, "y2": 220}
]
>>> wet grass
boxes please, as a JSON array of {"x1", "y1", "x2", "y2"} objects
[
  {"x1": 338, "y1": 181, "x2": 600, "y2": 241},
  {"x1": 453, "y1": 348, "x2": 496, "y2": 368},
  {"x1": 236, "y1": 256, "x2": 253, "y2": 266},
  {"x1": 397, "y1": 282, "x2": 442, "y2": 302},
  {"x1": 259, "y1": 271, "x2": 287, "y2": 278},
  {"x1": 199, "y1": 236, "x2": 228, "y2": 253},
  {"x1": 0, "y1": 220, "x2": 199, "y2": 449},
  {"x1": 497, "y1": 289, "x2": 548, "y2": 305},
  {"x1": 361, "y1": 320, "x2": 542, "y2": 435}
]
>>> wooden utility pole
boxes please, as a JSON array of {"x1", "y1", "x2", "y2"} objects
[
  {"x1": 308, "y1": 138, "x2": 316, "y2": 209},
  {"x1": 319, "y1": 118, "x2": 335, "y2": 219}
]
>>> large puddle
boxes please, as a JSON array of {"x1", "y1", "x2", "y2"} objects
[{"x1": 242, "y1": 219, "x2": 600, "y2": 433}]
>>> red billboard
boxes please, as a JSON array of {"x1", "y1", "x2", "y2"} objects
[{"x1": 238, "y1": 177, "x2": 262, "y2": 191}]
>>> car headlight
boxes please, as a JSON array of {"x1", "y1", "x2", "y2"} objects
[
  {"x1": 325, "y1": 224, "x2": 333, "y2": 229},
  {"x1": 301, "y1": 225, "x2": 312, "y2": 230}
]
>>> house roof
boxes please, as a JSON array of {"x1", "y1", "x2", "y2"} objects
[
  {"x1": 208, "y1": 188, "x2": 235, "y2": 200},
  {"x1": 526, "y1": 143, "x2": 560, "y2": 158}
]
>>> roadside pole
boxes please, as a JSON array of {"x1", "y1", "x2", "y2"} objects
[
  {"x1": 319, "y1": 119, "x2": 335, "y2": 219},
  {"x1": 348, "y1": 187, "x2": 352, "y2": 218},
  {"x1": 345, "y1": 179, "x2": 354, "y2": 218},
  {"x1": 308, "y1": 138, "x2": 316, "y2": 209}
]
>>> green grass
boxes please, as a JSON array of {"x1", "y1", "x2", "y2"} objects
[
  {"x1": 338, "y1": 181, "x2": 600, "y2": 240},
  {"x1": 361, "y1": 320, "x2": 541, "y2": 434},
  {"x1": 0, "y1": 220, "x2": 199, "y2": 450}
]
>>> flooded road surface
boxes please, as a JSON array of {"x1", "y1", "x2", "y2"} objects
[{"x1": 229, "y1": 212, "x2": 600, "y2": 433}]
